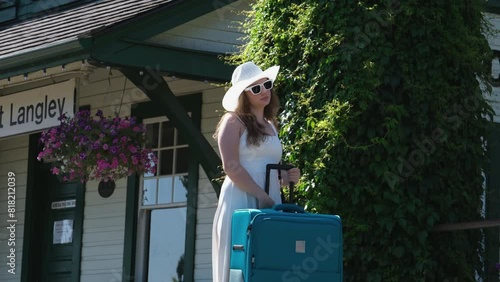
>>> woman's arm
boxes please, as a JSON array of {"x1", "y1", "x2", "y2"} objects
[{"x1": 218, "y1": 113, "x2": 275, "y2": 208}]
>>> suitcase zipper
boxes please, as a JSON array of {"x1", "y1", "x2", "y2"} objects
[{"x1": 248, "y1": 225, "x2": 255, "y2": 268}]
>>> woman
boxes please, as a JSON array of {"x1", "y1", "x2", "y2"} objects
[{"x1": 212, "y1": 61, "x2": 300, "y2": 282}]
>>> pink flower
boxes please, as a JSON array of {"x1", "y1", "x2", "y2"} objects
[
  {"x1": 132, "y1": 156, "x2": 139, "y2": 165},
  {"x1": 97, "y1": 160, "x2": 109, "y2": 170},
  {"x1": 111, "y1": 158, "x2": 119, "y2": 169},
  {"x1": 120, "y1": 120, "x2": 130, "y2": 128},
  {"x1": 37, "y1": 152, "x2": 45, "y2": 161},
  {"x1": 51, "y1": 167, "x2": 60, "y2": 174}
]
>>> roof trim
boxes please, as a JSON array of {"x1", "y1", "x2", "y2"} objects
[{"x1": 0, "y1": 38, "x2": 91, "y2": 79}]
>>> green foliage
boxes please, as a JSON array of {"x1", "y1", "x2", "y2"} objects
[{"x1": 231, "y1": 0, "x2": 494, "y2": 280}]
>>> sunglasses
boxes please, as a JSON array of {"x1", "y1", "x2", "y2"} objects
[{"x1": 244, "y1": 80, "x2": 273, "y2": 95}]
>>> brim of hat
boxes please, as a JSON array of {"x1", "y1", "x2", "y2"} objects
[{"x1": 222, "y1": 65, "x2": 280, "y2": 111}]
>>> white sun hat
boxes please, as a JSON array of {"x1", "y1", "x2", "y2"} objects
[{"x1": 222, "y1": 62, "x2": 280, "y2": 111}]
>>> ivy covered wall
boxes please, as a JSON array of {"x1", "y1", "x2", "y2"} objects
[{"x1": 233, "y1": 1, "x2": 495, "y2": 280}]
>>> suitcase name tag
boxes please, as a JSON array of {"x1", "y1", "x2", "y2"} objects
[{"x1": 295, "y1": 240, "x2": 306, "y2": 253}]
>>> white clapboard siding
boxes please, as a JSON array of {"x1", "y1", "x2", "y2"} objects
[
  {"x1": 194, "y1": 84, "x2": 226, "y2": 281},
  {"x1": 485, "y1": 12, "x2": 500, "y2": 123},
  {"x1": 0, "y1": 135, "x2": 29, "y2": 282},
  {"x1": 148, "y1": 0, "x2": 251, "y2": 54},
  {"x1": 489, "y1": 88, "x2": 500, "y2": 123},
  {"x1": 78, "y1": 150, "x2": 128, "y2": 279}
]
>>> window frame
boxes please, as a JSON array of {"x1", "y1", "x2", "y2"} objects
[
  {"x1": 140, "y1": 115, "x2": 190, "y2": 209},
  {"x1": 125, "y1": 93, "x2": 201, "y2": 282}
]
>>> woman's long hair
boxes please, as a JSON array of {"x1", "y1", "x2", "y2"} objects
[{"x1": 214, "y1": 90, "x2": 280, "y2": 146}]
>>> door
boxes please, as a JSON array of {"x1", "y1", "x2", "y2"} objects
[{"x1": 28, "y1": 163, "x2": 84, "y2": 282}]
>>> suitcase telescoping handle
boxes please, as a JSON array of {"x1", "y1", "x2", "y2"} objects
[
  {"x1": 265, "y1": 163, "x2": 294, "y2": 196},
  {"x1": 265, "y1": 163, "x2": 296, "y2": 198},
  {"x1": 265, "y1": 164, "x2": 305, "y2": 213}
]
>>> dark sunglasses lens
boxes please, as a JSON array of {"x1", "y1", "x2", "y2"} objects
[
  {"x1": 263, "y1": 80, "x2": 273, "y2": 90},
  {"x1": 251, "y1": 85, "x2": 261, "y2": 94}
]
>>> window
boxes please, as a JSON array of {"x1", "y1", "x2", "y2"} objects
[
  {"x1": 142, "y1": 116, "x2": 189, "y2": 207},
  {"x1": 136, "y1": 116, "x2": 190, "y2": 281}
]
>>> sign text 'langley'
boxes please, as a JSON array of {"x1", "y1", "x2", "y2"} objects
[
  {"x1": 0, "y1": 80, "x2": 75, "y2": 138},
  {"x1": 0, "y1": 95, "x2": 66, "y2": 127}
]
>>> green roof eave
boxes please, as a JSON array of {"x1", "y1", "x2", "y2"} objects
[
  {"x1": 0, "y1": 37, "x2": 92, "y2": 80},
  {"x1": 90, "y1": 40, "x2": 233, "y2": 81}
]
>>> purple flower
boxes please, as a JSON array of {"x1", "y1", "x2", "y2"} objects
[{"x1": 92, "y1": 142, "x2": 101, "y2": 149}]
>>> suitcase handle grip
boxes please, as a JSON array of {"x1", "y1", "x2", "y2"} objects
[
  {"x1": 265, "y1": 164, "x2": 295, "y2": 202},
  {"x1": 232, "y1": 245, "x2": 244, "y2": 251},
  {"x1": 272, "y1": 204, "x2": 305, "y2": 213}
]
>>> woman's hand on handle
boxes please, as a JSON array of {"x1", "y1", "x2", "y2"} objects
[{"x1": 282, "y1": 167, "x2": 301, "y2": 186}]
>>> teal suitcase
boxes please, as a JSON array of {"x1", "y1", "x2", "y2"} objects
[{"x1": 229, "y1": 164, "x2": 343, "y2": 282}]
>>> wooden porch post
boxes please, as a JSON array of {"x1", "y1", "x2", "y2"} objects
[{"x1": 122, "y1": 67, "x2": 222, "y2": 196}]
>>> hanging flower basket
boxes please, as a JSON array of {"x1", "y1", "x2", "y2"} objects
[{"x1": 37, "y1": 110, "x2": 157, "y2": 182}]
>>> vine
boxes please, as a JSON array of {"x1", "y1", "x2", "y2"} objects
[{"x1": 231, "y1": 0, "x2": 494, "y2": 280}]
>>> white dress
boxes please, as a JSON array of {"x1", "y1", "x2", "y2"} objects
[{"x1": 212, "y1": 123, "x2": 282, "y2": 282}]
